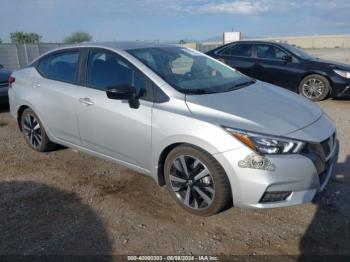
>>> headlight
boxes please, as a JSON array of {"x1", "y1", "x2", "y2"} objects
[
  {"x1": 224, "y1": 127, "x2": 305, "y2": 155},
  {"x1": 333, "y1": 69, "x2": 350, "y2": 79}
]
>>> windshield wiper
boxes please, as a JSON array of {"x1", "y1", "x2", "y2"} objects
[
  {"x1": 183, "y1": 89, "x2": 216, "y2": 95},
  {"x1": 234, "y1": 80, "x2": 256, "y2": 88}
]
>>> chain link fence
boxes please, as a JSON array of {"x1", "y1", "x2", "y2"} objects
[{"x1": 0, "y1": 43, "x2": 65, "y2": 70}]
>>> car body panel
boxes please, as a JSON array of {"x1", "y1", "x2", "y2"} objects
[
  {"x1": 186, "y1": 81, "x2": 322, "y2": 136},
  {"x1": 77, "y1": 86, "x2": 153, "y2": 170}
]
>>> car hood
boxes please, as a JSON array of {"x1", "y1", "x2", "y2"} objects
[
  {"x1": 309, "y1": 58, "x2": 350, "y2": 70},
  {"x1": 0, "y1": 69, "x2": 12, "y2": 82},
  {"x1": 185, "y1": 81, "x2": 322, "y2": 136}
]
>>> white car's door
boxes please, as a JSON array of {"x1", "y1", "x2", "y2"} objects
[
  {"x1": 33, "y1": 50, "x2": 83, "y2": 145},
  {"x1": 77, "y1": 49, "x2": 153, "y2": 171}
]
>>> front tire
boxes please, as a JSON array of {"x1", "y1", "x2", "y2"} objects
[
  {"x1": 164, "y1": 145, "x2": 232, "y2": 216},
  {"x1": 20, "y1": 108, "x2": 55, "y2": 152},
  {"x1": 298, "y1": 74, "x2": 330, "y2": 101}
]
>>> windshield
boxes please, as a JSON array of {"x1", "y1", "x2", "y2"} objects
[
  {"x1": 128, "y1": 47, "x2": 253, "y2": 94},
  {"x1": 281, "y1": 43, "x2": 314, "y2": 60}
]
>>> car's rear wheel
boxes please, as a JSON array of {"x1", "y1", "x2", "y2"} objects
[
  {"x1": 298, "y1": 74, "x2": 330, "y2": 101},
  {"x1": 20, "y1": 108, "x2": 55, "y2": 152},
  {"x1": 164, "y1": 145, "x2": 231, "y2": 216}
]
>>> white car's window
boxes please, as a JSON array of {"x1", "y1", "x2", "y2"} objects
[
  {"x1": 49, "y1": 52, "x2": 79, "y2": 83},
  {"x1": 128, "y1": 47, "x2": 253, "y2": 94},
  {"x1": 86, "y1": 50, "x2": 152, "y2": 100},
  {"x1": 170, "y1": 54, "x2": 194, "y2": 75}
]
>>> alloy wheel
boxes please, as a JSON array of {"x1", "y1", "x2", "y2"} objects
[
  {"x1": 302, "y1": 78, "x2": 325, "y2": 100},
  {"x1": 22, "y1": 113, "x2": 42, "y2": 148},
  {"x1": 169, "y1": 155, "x2": 215, "y2": 210}
]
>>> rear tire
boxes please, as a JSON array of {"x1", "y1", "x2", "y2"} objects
[
  {"x1": 20, "y1": 108, "x2": 56, "y2": 152},
  {"x1": 164, "y1": 145, "x2": 232, "y2": 216},
  {"x1": 298, "y1": 74, "x2": 330, "y2": 101}
]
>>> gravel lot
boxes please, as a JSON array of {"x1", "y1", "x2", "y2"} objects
[{"x1": 0, "y1": 99, "x2": 349, "y2": 257}]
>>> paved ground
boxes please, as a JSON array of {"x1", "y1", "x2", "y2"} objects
[{"x1": 0, "y1": 99, "x2": 349, "y2": 257}]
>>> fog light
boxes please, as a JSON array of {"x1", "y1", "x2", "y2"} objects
[{"x1": 260, "y1": 191, "x2": 292, "y2": 203}]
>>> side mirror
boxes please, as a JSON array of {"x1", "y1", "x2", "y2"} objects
[
  {"x1": 282, "y1": 55, "x2": 292, "y2": 62},
  {"x1": 106, "y1": 85, "x2": 140, "y2": 109}
]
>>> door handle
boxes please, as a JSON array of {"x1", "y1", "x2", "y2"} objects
[
  {"x1": 32, "y1": 81, "x2": 41, "y2": 88},
  {"x1": 79, "y1": 97, "x2": 94, "y2": 106}
]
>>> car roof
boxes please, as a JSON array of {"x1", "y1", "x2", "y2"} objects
[
  {"x1": 30, "y1": 41, "x2": 180, "y2": 65},
  {"x1": 225, "y1": 40, "x2": 287, "y2": 45},
  {"x1": 59, "y1": 41, "x2": 178, "y2": 51},
  {"x1": 208, "y1": 40, "x2": 289, "y2": 54}
]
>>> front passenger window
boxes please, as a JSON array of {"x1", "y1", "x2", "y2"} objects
[
  {"x1": 87, "y1": 50, "x2": 152, "y2": 101},
  {"x1": 256, "y1": 45, "x2": 288, "y2": 60}
]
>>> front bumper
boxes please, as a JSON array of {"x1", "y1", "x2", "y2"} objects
[
  {"x1": 330, "y1": 75, "x2": 350, "y2": 98},
  {"x1": 214, "y1": 127, "x2": 338, "y2": 209}
]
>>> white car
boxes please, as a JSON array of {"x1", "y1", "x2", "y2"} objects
[{"x1": 9, "y1": 42, "x2": 338, "y2": 216}]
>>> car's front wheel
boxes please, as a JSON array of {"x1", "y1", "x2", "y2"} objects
[
  {"x1": 20, "y1": 108, "x2": 55, "y2": 152},
  {"x1": 298, "y1": 74, "x2": 330, "y2": 101},
  {"x1": 164, "y1": 145, "x2": 232, "y2": 216}
]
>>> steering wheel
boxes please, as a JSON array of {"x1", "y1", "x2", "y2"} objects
[{"x1": 184, "y1": 72, "x2": 193, "y2": 79}]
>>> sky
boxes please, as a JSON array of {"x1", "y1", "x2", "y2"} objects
[{"x1": 0, "y1": 0, "x2": 349, "y2": 43}]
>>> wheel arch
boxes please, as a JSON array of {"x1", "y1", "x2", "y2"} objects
[
  {"x1": 16, "y1": 104, "x2": 54, "y2": 142},
  {"x1": 157, "y1": 142, "x2": 185, "y2": 186},
  {"x1": 156, "y1": 141, "x2": 229, "y2": 187},
  {"x1": 17, "y1": 105, "x2": 30, "y2": 131},
  {"x1": 297, "y1": 71, "x2": 332, "y2": 95}
]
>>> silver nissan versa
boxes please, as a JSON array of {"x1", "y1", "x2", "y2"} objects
[{"x1": 9, "y1": 42, "x2": 339, "y2": 216}]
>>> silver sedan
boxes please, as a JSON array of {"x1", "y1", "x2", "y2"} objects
[{"x1": 8, "y1": 42, "x2": 338, "y2": 216}]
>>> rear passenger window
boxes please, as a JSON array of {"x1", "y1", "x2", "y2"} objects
[
  {"x1": 48, "y1": 52, "x2": 79, "y2": 83},
  {"x1": 87, "y1": 50, "x2": 153, "y2": 101},
  {"x1": 230, "y1": 44, "x2": 253, "y2": 57},
  {"x1": 220, "y1": 44, "x2": 253, "y2": 57}
]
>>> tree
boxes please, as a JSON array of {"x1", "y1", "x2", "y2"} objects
[
  {"x1": 0, "y1": 38, "x2": 2, "y2": 44},
  {"x1": 10, "y1": 32, "x2": 41, "y2": 44},
  {"x1": 179, "y1": 39, "x2": 186, "y2": 45},
  {"x1": 64, "y1": 31, "x2": 92, "y2": 44}
]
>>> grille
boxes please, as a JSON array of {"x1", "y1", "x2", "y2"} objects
[
  {"x1": 302, "y1": 132, "x2": 336, "y2": 175},
  {"x1": 320, "y1": 133, "x2": 336, "y2": 158},
  {"x1": 319, "y1": 159, "x2": 333, "y2": 186}
]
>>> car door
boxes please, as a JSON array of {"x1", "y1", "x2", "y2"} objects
[
  {"x1": 255, "y1": 44, "x2": 300, "y2": 91},
  {"x1": 217, "y1": 43, "x2": 257, "y2": 78},
  {"x1": 77, "y1": 48, "x2": 153, "y2": 171},
  {"x1": 33, "y1": 50, "x2": 84, "y2": 145}
]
